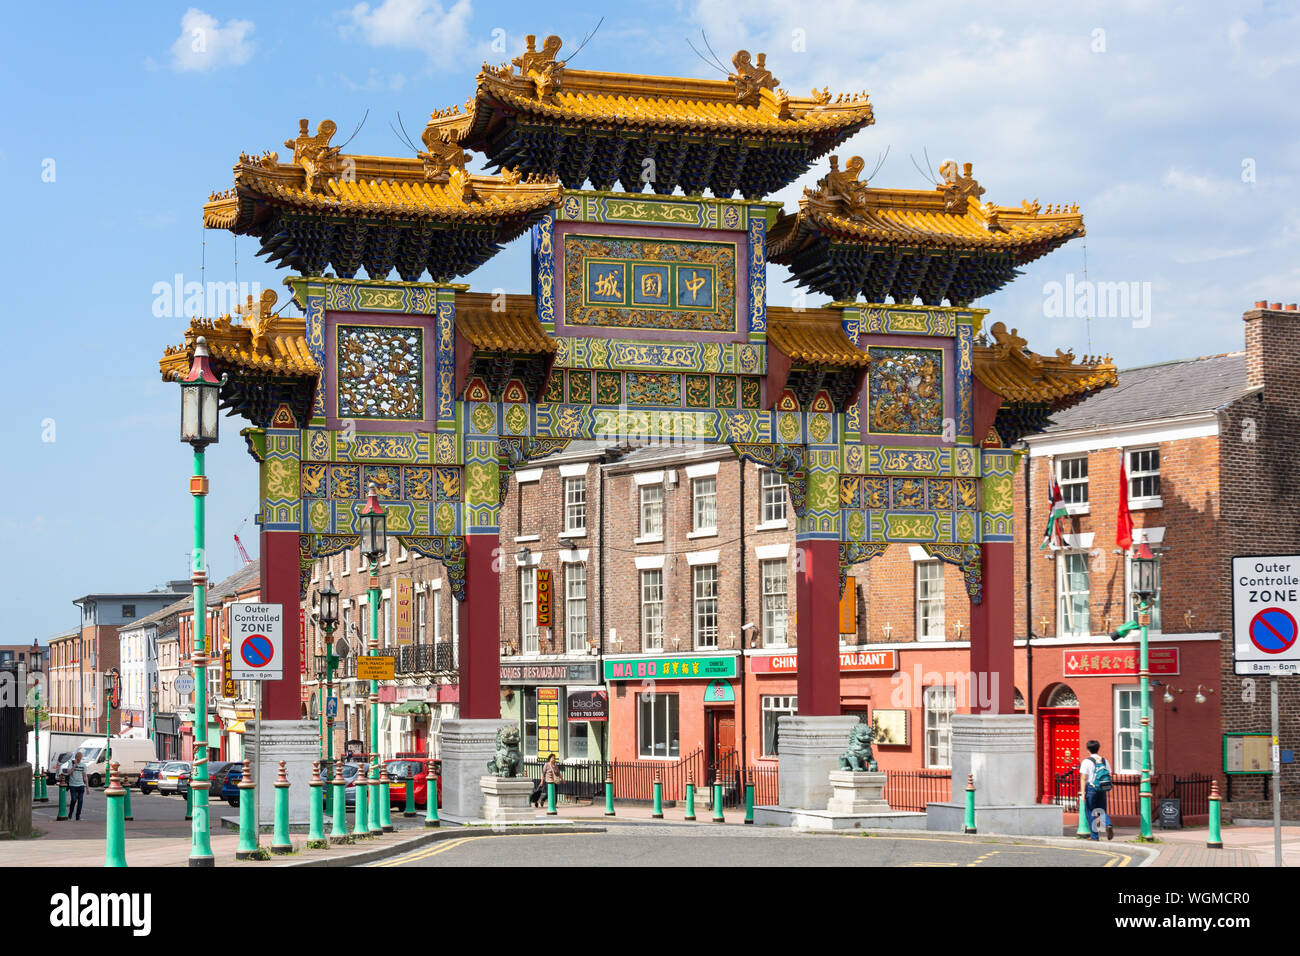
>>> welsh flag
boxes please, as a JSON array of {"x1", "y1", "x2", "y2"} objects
[
  {"x1": 1041, "y1": 471, "x2": 1068, "y2": 550},
  {"x1": 1116, "y1": 461, "x2": 1133, "y2": 550}
]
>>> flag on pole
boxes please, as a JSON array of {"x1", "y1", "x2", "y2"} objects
[
  {"x1": 1116, "y1": 460, "x2": 1133, "y2": 551},
  {"x1": 1041, "y1": 469, "x2": 1068, "y2": 550}
]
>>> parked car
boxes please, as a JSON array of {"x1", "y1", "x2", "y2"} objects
[
  {"x1": 156, "y1": 761, "x2": 192, "y2": 795},
  {"x1": 385, "y1": 757, "x2": 442, "y2": 809},
  {"x1": 138, "y1": 761, "x2": 166, "y2": 794},
  {"x1": 220, "y1": 763, "x2": 244, "y2": 807},
  {"x1": 208, "y1": 761, "x2": 240, "y2": 797}
]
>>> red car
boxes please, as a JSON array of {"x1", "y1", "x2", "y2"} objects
[{"x1": 386, "y1": 755, "x2": 441, "y2": 809}]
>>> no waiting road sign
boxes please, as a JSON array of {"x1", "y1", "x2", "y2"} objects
[
  {"x1": 1233, "y1": 555, "x2": 1300, "y2": 676},
  {"x1": 230, "y1": 602, "x2": 284, "y2": 680}
]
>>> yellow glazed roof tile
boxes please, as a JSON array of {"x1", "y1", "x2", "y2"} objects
[{"x1": 767, "y1": 308, "x2": 871, "y2": 368}]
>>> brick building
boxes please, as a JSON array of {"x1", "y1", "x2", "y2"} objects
[{"x1": 47, "y1": 631, "x2": 79, "y2": 734}]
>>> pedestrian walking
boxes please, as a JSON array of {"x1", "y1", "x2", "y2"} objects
[
  {"x1": 1079, "y1": 739, "x2": 1113, "y2": 841},
  {"x1": 65, "y1": 752, "x2": 88, "y2": 821}
]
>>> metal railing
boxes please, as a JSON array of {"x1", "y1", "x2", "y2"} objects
[
  {"x1": 884, "y1": 769, "x2": 952, "y2": 812},
  {"x1": 518, "y1": 750, "x2": 779, "y2": 807},
  {"x1": 383, "y1": 643, "x2": 457, "y2": 676},
  {"x1": 0, "y1": 663, "x2": 25, "y2": 768},
  {"x1": 1048, "y1": 768, "x2": 1218, "y2": 817}
]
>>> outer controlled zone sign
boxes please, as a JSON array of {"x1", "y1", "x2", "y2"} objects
[
  {"x1": 1232, "y1": 555, "x2": 1300, "y2": 676},
  {"x1": 230, "y1": 602, "x2": 284, "y2": 680}
]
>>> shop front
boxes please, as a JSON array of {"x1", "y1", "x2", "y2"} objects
[
  {"x1": 501, "y1": 661, "x2": 605, "y2": 763},
  {"x1": 154, "y1": 713, "x2": 181, "y2": 760},
  {"x1": 381, "y1": 682, "x2": 436, "y2": 756},
  {"x1": 604, "y1": 653, "x2": 741, "y2": 767}
]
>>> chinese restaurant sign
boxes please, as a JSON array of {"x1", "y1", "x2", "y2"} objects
[
  {"x1": 1062, "y1": 647, "x2": 1180, "y2": 677},
  {"x1": 750, "y1": 649, "x2": 898, "y2": 674},
  {"x1": 604, "y1": 656, "x2": 739, "y2": 680},
  {"x1": 536, "y1": 570, "x2": 553, "y2": 628},
  {"x1": 395, "y1": 576, "x2": 413, "y2": 645}
]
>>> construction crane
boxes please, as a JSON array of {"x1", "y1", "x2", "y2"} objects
[{"x1": 233, "y1": 533, "x2": 252, "y2": 567}]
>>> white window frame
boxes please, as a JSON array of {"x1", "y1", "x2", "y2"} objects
[
  {"x1": 761, "y1": 695, "x2": 797, "y2": 757},
  {"x1": 431, "y1": 588, "x2": 442, "y2": 644},
  {"x1": 640, "y1": 569, "x2": 665, "y2": 650},
  {"x1": 520, "y1": 567, "x2": 538, "y2": 654},
  {"x1": 1113, "y1": 685, "x2": 1148, "y2": 774},
  {"x1": 639, "y1": 484, "x2": 664, "y2": 541},
  {"x1": 1056, "y1": 455, "x2": 1089, "y2": 514},
  {"x1": 760, "y1": 558, "x2": 788, "y2": 647},
  {"x1": 924, "y1": 685, "x2": 956, "y2": 769},
  {"x1": 1126, "y1": 446, "x2": 1162, "y2": 508},
  {"x1": 692, "y1": 477, "x2": 717, "y2": 535},
  {"x1": 341, "y1": 548, "x2": 351, "y2": 576},
  {"x1": 759, "y1": 468, "x2": 787, "y2": 527},
  {"x1": 1057, "y1": 551, "x2": 1091, "y2": 638},
  {"x1": 638, "y1": 692, "x2": 679, "y2": 759},
  {"x1": 416, "y1": 591, "x2": 427, "y2": 644},
  {"x1": 916, "y1": 560, "x2": 946, "y2": 641},
  {"x1": 563, "y1": 477, "x2": 587, "y2": 535},
  {"x1": 565, "y1": 563, "x2": 588, "y2": 654},
  {"x1": 693, "y1": 564, "x2": 719, "y2": 648}
]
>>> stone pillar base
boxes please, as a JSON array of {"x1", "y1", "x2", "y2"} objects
[
  {"x1": 246, "y1": 720, "x2": 319, "y2": 825},
  {"x1": 481, "y1": 776, "x2": 535, "y2": 823},
  {"x1": 440, "y1": 718, "x2": 513, "y2": 820},
  {"x1": 827, "y1": 771, "x2": 888, "y2": 814},
  {"x1": 777, "y1": 715, "x2": 858, "y2": 810}
]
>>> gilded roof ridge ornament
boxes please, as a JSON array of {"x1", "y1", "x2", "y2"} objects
[
  {"x1": 233, "y1": 288, "x2": 279, "y2": 352},
  {"x1": 729, "y1": 50, "x2": 778, "y2": 105},
  {"x1": 937, "y1": 159, "x2": 985, "y2": 213},
  {"x1": 284, "y1": 119, "x2": 342, "y2": 193},
  {"x1": 512, "y1": 34, "x2": 565, "y2": 102},
  {"x1": 418, "y1": 123, "x2": 472, "y2": 184},
  {"x1": 806, "y1": 154, "x2": 872, "y2": 216}
]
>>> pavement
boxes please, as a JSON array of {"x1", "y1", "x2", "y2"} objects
[{"x1": 5, "y1": 790, "x2": 1295, "y2": 867}]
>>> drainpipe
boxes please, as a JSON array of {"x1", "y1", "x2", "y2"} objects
[
  {"x1": 739, "y1": 458, "x2": 748, "y2": 763},
  {"x1": 599, "y1": 451, "x2": 608, "y2": 763},
  {"x1": 1024, "y1": 447, "x2": 1034, "y2": 716}
]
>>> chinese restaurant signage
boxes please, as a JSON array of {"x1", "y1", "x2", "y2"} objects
[
  {"x1": 840, "y1": 576, "x2": 857, "y2": 635},
  {"x1": 500, "y1": 662, "x2": 600, "y2": 684},
  {"x1": 395, "y1": 576, "x2": 413, "y2": 645},
  {"x1": 536, "y1": 569, "x2": 553, "y2": 628},
  {"x1": 750, "y1": 649, "x2": 898, "y2": 674},
  {"x1": 1062, "y1": 646, "x2": 1180, "y2": 678},
  {"x1": 604, "y1": 655, "x2": 739, "y2": 681}
]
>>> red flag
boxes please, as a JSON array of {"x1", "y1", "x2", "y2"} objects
[{"x1": 1116, "y1": 461, "x2": 1133, "y2": 550}]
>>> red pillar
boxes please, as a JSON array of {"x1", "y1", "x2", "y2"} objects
[
  {"x1": 259, "y1": 528, "x2": 302, "y2": 720},
  {"x1": 457, "y1": 534, "x2": 501, "y2": 719},
  {"x1": 969, "y1": 541, "x2": 1015, "y2": 714},
  {"x1": 795, "y1": 538, "x2": 841, "y2": 715}
]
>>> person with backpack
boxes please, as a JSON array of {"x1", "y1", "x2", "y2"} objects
[{"x1": 1079, "y1": 739, "x2": 1113, "y2": 841}]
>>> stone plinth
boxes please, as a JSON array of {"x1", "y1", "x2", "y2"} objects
[
  {"x1": 827, "y1": 770, "x2": 888, "y2": 814},
  {"x1": 440, "y1": 719, "x2": 513, "y2": 820},
  {"x1": 481, "y1": 776, "x2": 535, "y2": 823},
  {"x1": 245, "y1": 720, "x2": 319, "y2": 828},
  {"x1": 777, "y1": 715, "x2": 859, "y2": 810},
  {"x1": 925, "y1": 713, "x2": 1062, "y2": 836}
]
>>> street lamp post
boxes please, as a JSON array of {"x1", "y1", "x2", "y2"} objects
[
  {"x1": 315, "y1": 575, "x2": 341, "y2": 764},
  {"x1": 358, "y1": 483, "x2": 387, "y2": 836},
  {"x1": 30, "y1": 647, "x2": 47, "y2": 801},
  {"x1": 172, "y1": 335, "x2": 224, "y2": 867},
  {"x1": 1111, "y1": 542, "x2": 1158, "y2": 842}
]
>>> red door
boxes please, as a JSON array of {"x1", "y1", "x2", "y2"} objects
[
  {"x1": 710, "y1": 710, "x2": 736, "y2": 769},
  {"x1": 1038, "y1": 709, "x2": 1080, "y2": 802}
]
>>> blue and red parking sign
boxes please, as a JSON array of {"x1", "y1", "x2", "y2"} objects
[{"x1": 1233, "y1": 556, "x2": 1300, "y2": 676}]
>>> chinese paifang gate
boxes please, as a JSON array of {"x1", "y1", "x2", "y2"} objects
[{"x1": 159, "y1": 35, "x2": 1116, "y2": 822}]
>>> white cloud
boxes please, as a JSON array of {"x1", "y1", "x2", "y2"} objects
[
  {"x1": 344, "y1": 0, "x2": 473, "y2": 60},
  {"x1": 169, "y1": 8, "x2": 255, "y2": 72}
]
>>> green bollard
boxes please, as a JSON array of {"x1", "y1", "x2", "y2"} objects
[
  {"x1": 712, "y1": 777, "x2": 724, "y2": 823},
  {"x1": 652, "y1": 770, "x2": 663, "y2": 819},
  {"x1": 104, "y1": 764, "x2": 127, "y2": 868},
  {"x1": 603, "y1": 766, "x2": 615, "y2": 817},
  {"x1": 123, "y1": 775, "x2": 133, "y2": 821},
  {"x1": 353, "y1": 764, "x2": 370, "y2": 837},
  {"x1": 1207, "y1": 780, "x2": 1223, "y2": 849},
  {"x1": 424, "y1": 766, "x2": 440, "y2": 829},
  {"x1": 272, "y1": 761, "x2": 292, "y2": 854},
  {"x1": 308, "y1": 762, "x2": 326, "y2": 845},
  {"x1": 404, "y1": 777, "x2": 416, "y2": 818},
  {"x1": 684, "y1": 771, "x2": 696, "y2": 822},
  {"x1": 963, "y1": 774, "x2": 977, "y2": 834},
  {"x1": 379, "y1": 766, "x2": 394, "y2": 832},
  {"x1": 235, "y1": 759, "x2": 259, "y2": 859},
  {"x1": 744, "y1": 772, "x2": 755, "y2": 825},
  {"x1": 330, "y1": 762, "x2": 349, "y2": 844},
  {"x1": 369, "y1": 756, "x2": 383, "y2": 834},
  {"x1": 56, "y1": 774, "x2": 68, "y2": 821},
  {"x1": 547, "y1": 781, "x2": 557, "y2": 816},
  {"x1": 1076, "y1": 792, "x2": 1091, "y2": 839}
]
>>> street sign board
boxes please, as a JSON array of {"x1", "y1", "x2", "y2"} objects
[
  {"x1": 1232, "y1": 555, "x2": 1300, "y2": 675},
  {"x1": 326, "y1": 696, "x2": 338, "y2": 719},
  {"x1": 230, "y1": 602, "x2": 284, "y2": 680},
  {"x1": 357, "y1": 656, "x2": 395, "y2": 680},
  {"x1": 175, "y1": 674, "x2": 195, "y2": 695}
]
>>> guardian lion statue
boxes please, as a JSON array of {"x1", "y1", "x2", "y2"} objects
[
  {"x1": 838, "y1": 721, "x2": 878, "y2": 772},
  {"x1": 486, "y1": 725, "x2": 523, "y2": 777}
]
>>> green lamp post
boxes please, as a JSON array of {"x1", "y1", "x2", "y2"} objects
[
  {"x1": 315, "y1": 575, "x2": 341, "y2": 819},
  {"x1": 29, "y1": 647, "x2": 47, "y2": 801},
  {"x1": 172, "y1": 335, "x2": 224, "y2": 867},
  {"x1": 359, "y1": 483, "x2": 387, "y2": 836},
  {"x1": 1110, "y1": 542, "x2": 1159, "y2": 842}
]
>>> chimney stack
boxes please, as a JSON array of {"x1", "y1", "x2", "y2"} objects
[{"x1": 1243, "y1": 299, "x2": 1300, "y2": 395}]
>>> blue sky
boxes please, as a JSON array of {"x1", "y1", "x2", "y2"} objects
[{"x1": 2, "y1": 1, "x2": 1297, "y2": 643}]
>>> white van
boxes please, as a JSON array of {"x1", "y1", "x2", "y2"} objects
[{"x1": 67, "y1": 738, "x2": 158, "y2": 787}]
